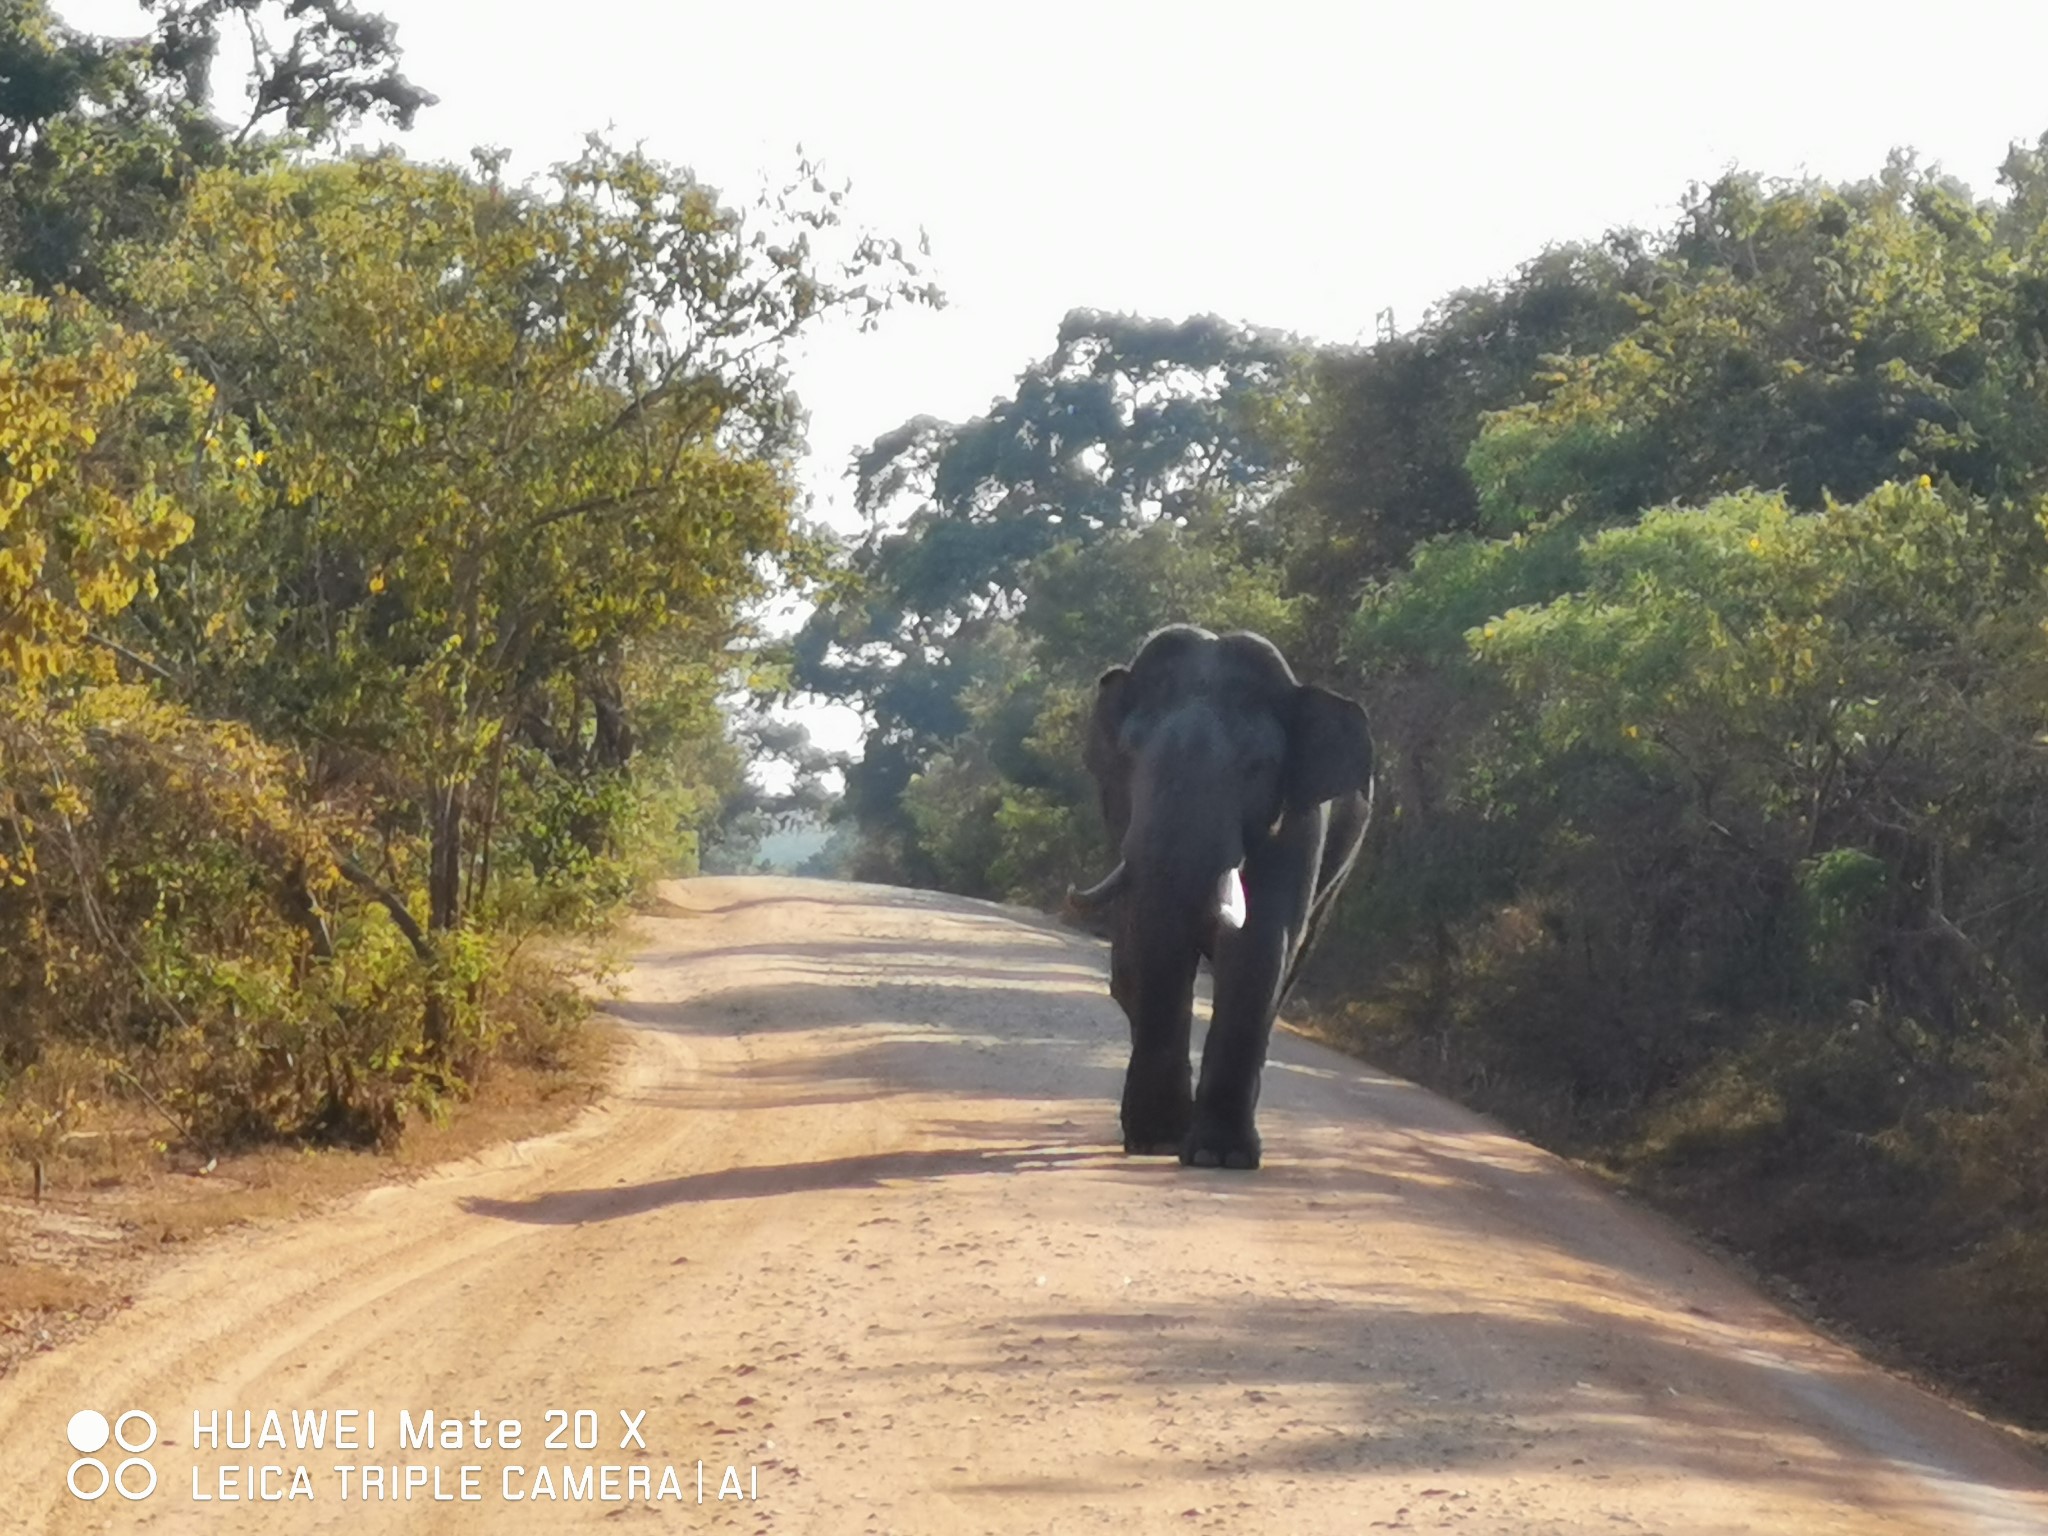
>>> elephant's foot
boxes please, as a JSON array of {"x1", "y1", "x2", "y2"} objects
[
  {"x1": 1120, "y1": 1064, "x2": 1191, "y2": 1156},
  {"x1": 1181, "y1": 1117, "x2": 1261, "y2": 1171},
  {"x1": 1120, "y1": 1103, "x2": 1191, "y2": 1156}
]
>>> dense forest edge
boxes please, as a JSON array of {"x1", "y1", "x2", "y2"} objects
[
  {"x1": 7, "y1": 0, "x2": 2048, "y2": 1437},
  {"x1": 0, "y1": 0, "x2": 928, "y2": 1198},
  {"x1": 801, "y1": 149, "x2": 2048, "y2": 1427}
]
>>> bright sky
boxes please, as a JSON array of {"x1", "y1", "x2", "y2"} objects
[{"x1": 54, "y1": 1, "x2": 2048, "y2": 757}]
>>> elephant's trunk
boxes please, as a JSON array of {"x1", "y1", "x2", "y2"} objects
[
  {"x1": 1126, "y1": 809, "x2": 1249, "y2": 939},
  {"x1": 1118, "y1": 706, "x2": 1251, "y2": 937}
]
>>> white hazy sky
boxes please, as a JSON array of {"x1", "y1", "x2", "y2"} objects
[{"x1": 53, "y1": 1, "x2": 2048, "y2": 754}]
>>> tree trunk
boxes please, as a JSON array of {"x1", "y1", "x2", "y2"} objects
[
  {"x1": 429, "y1": 780, "x2": 466, "y2": 934},
  {"x1": 424, "y1": 778, "x2": 467, "y2": 1054},
  {"x1": 466, "y1": 730, "x2": 509, "y2": 926},
  {"x1": 591, "y1": 669, "x2": 634, "y2": 773}
]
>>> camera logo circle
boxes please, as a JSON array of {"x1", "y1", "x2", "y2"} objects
[{"x1": 66, "y1": 1407, "x2": 157, "y2": 1501}]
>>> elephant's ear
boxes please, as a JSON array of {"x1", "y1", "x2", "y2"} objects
[
  {"x1": 1285, "y1": 684, "x2": 1373, "y2": 811},
  {"x1": 1085, "y1": 666, "x2": 1134, "y2": 836},
  {"x1": 1084, "y1": 666, "x2": 1132, "y2": 780}
]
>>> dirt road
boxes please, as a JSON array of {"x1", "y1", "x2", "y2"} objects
[{"x1": 4, "y1": 876, "x2": 2047, "y2": 1534}]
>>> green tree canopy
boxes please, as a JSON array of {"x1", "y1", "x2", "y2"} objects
[
  {"x1": 120, "y1": 140, "x2": 934, "y2": 1041},
  {"x1": 0, "y1": 0, "x2": 431, "y2": 295},
  {"x1": 796, "y1": 310, "x2": 1302, "y2": 872}
]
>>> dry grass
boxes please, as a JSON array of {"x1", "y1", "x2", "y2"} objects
[
  {"x1": 0, "y1": 1017, "x2": 620, "y2": 1376},
  {"x1": 0, "y1": 1252, "x2": 108, "y2": 1314}
]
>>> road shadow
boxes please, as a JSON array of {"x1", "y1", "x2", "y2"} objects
[
  {"x1": 616, "y1": 945, "x2": 1100, "y2": 992},
  {"x1": 462, "y1": 1145, "x2": 1111, "y2": 1225},
  {"x1": 648, "y1": 878, "x2": 1085, "y2": 939}
]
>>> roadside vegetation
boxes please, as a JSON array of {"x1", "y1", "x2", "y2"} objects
[
  {"x1": 0, "y1": 1, "x2": 931, "y2": 1198},
  {"x1": 805, "y1": 148, "x2": 2048, "y2": 1423}
]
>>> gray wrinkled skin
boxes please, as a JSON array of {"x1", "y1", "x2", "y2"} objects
[{"x1": 1072, "y1": 626, "x2": 1374, "y2": 1169}]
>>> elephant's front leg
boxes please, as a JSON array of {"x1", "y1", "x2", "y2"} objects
[
  {"x1": 1183, "y1": 918, "x2": 1291, "y2": 1169},
  {"x1": 1115, "y1": 938, "x2": 1196, "y2": 1155},
  {"x1": 1185, "y1": 822, "x2": 1318, "y2": 1170}
]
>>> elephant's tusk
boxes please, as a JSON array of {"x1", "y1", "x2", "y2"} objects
[
  {"x1": 1066, "y1": 861, "x2": 1129, "y2": 910},
  {"x1": 1216, "y1": 864, "x2": 1247, "y2": 929}
]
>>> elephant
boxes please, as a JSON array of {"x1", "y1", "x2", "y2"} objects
[{"x1": 1068, "y1": 625, "x2": 1374, "y2": 1169}]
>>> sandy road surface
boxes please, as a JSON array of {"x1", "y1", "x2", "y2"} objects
[{"x1": 4, "y1": 876, "x2": 2047, "y2": 1534}]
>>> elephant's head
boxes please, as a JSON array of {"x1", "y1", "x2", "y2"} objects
[{"x1": 1070, "y1": 626, "x2": 1373, "y2": 937}]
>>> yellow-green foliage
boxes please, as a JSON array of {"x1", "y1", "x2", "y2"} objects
[
  {"x1": 0, "y1": 293, "x2": 429, "y2": 1146},
  {"x1": 125, "y1": 152, "x2": 797, "y2": 802},
  {"x1": 0, "y1": 291, "x2": 241, "y2": 689},
  {"x1": 0, "y1": 133, "x2": 930, "y2": 1156},
  {"x1": 0, "y1": 686, "x2": 428, "y2": 1141}
]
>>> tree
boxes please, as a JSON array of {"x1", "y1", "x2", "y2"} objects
[
  {"x1": 798, "y1": 310, "x2": 1302, "y2": 881},
  {"x1": 0, "y1": 288, "x2": 243, "y2": 690},
  {"x1": 1469, "y1": 159, "x2": 2023, "y2": 535},
  {"x1": 0, "y1": 0, "x2": 431, "y2": 296},
  {"x1": 0, "y1": 290, "x2": 373, "y2": 1142},
  {"x1": 1269, "y1": 240, "x2": 1648, "y2": 658},
  {"x1": 1452, "y1": 483, "x2": 2048, "y2": 1098},
  {"x1": 123, "y1": 143, "x2": 935, "y2": 1049}
]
